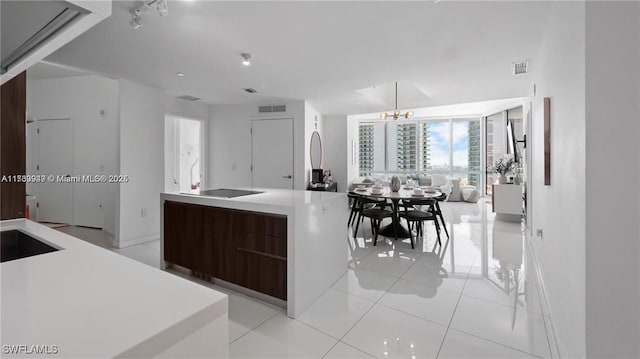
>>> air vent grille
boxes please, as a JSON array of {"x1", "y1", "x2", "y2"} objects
[
  {"x1": 177, "y1": 95, "x2": 201, "y2": 101},
  {"x1": 244, "y1": 88, "x2": 258, "y2": 93},
  {"x1": 513, "y1": 61, "x2": 528, "y2": 75},
  {"x1": 258, "y1": 105, "x2": 287, "y2": 113}
]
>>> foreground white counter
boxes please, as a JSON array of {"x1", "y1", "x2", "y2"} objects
[
  {"x1": 161, "y1": 188, "x2": 348, "y2": 318},
  {"x1": 0, "y1": 219, "x2": 228, "y2": 358}
]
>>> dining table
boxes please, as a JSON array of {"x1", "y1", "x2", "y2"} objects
[{"x1": 352, "y1": 186, "x2": 442, "y2": 240}]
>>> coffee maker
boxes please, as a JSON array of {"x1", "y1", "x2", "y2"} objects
[{"x1": 311, "y1": 169, "x2": 324, "y2": 184}]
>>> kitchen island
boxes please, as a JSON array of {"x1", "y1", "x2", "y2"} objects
[
  {"x1": 0, "y1": 219, "x2": 228, "y2": 358},
  {"x1": 161, "y1": 188, "x2": 348, "y2": 318}
]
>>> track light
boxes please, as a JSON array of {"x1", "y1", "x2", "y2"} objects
[
  {"x1": 155, "y1": 0, "x2": 169, "y2": 16},
  {"x1": 130, "y1": 9, "x2": 143, "y2": 29},
  {"x1": 129, "y1": 0, "x2": 169, "y2": 29},
  {"x1": 241, "y1": 53, "x2": 251, "y2": 66}
]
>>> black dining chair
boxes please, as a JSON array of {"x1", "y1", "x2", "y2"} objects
[
  {"x1": 399, "y1": 198, "x2": 442, "y2": 249},
  {"x1": 431, "y1": 193, "x2": 449, "y2": 239},
  {"x1": 355, "y1": 197, "x2": 393, "y2": 245},
  {"x1": 347, "y1": 192, "x2": 363, "y2": 228}
]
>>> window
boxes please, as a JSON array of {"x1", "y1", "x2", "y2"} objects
[
  {"x1": 358, "y1": 122, "x2": 385, "y2": 176},
  {"x1": 358, "y1": 118, "x2": 481, "y2": 186},
  {"x1": 421, "y1": 121, "x2": 450, "y2": 172},
  {"x1": 387, "y1": 122, "x2": 418, "y2": 172}
]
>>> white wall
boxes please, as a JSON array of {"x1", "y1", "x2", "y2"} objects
[
  {"x1": 528, "y1": 2, "x2": 586, "y2": 357},
  {"x1": 207, "y1": 101, "x2": 306, "y2": 190},
  {"x1": 117, "y1": 80, "x2": 165, "y2": 247},
  {"x1": 304, "y1": 102, "x2": 322, "y2": 186},
  {"x1": 346, "y1": 116, "x2": 360, "y2": 185},
  {"x1": 117, "y1": 80, "x2": 209, "y2": 247},
  {"x1": 322, "y1": 115, "x2": 348, "y2": 192},
  {"x1": 26, "y1": 75, "x2": 119, "y2": 234},
  {"x1": 584, "y1": 2, "x2": 640, "y2": 358}
]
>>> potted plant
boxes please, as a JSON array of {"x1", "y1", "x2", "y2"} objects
[{"x1": 489, "y1": 158, "x2": 515, "y2": 184}]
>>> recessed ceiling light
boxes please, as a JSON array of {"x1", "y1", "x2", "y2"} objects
[
  {"x1": 241, "y1": 53, "x2": 251, "y2": 66},
  {"x1": 176, "y1": 72, "x2": 185, "y2": 77}
]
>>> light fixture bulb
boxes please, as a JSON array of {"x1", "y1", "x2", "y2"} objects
[
  {"x1": 176, "y1": 72, "x2": 185, "y2": 77},
  {"x1": 130, "y1": 11, "x2": 143, "y2": 29},
  {"x1": 381, "y1": 112, "x2": 388, "y2": 120},
  {"x1": 241, "y1": 53, "x2": 251, "y2": 66}
]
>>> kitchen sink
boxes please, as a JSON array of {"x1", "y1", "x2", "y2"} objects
[
  {"x1": 192, "y1": 189, "x2": 264, "y2": 198},
  {"x1": 1, "y1": 230, "x2": 59, "y2": 263}
]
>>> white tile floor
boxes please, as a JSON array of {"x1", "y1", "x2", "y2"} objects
[{"x1": 55, "y1": 200, "x2": 552, "y2": 358}]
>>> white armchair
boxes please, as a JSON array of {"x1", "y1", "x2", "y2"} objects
[{"x1": 430, "y1": 174, "x2": 452, "y2": 197}]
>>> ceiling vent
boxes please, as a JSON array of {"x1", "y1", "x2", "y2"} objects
[
  {"x1": 177, "y1": 95, "x2": 200, "y2": 101},
  {"x1": 244, "y1": 88, "x2": 258, "y2": 93},
  {"x1": 259, "y1": 105, "x2": 287, "y2": 113},
  {"x1": 513, "y1": 61, "x2": 529, "y2": 75}
]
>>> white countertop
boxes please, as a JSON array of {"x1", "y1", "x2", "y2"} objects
[
  {"x1": 163, "y1": 187, "x2": 345, "y2": 215},
  {"x1": 0, "y1": 219, "x2": 228, "y2": 358}
]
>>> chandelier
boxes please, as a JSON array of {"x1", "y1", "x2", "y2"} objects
[{"x1": 380, "y1": 81, "x2": 414, "y2": 120}]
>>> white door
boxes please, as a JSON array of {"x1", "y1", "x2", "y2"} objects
[
  {"x1": 251, "y1": 119, "x2": 294, "y2": 189},
  {"x1": 36, "y1": 119, "x2": 74, "y2": 224}
]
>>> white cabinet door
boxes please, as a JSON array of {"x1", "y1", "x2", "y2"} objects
[
  {"x1": 251, "y1": 119, "x2": 294, "y2": 189},
  {"x1": 493, "y1": 184, "x2": 523, "y2": 215}
]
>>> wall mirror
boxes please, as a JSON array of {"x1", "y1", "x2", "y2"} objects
[{"x1": 310, "y1": 130, "x2": 322, "y2": 169}]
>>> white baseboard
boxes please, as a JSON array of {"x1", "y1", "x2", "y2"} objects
[
  {"x1": 525, "y1": 236, "x2": 566, "y2": 359},
  {"x1": 114, "y1": 234, "x2": 159, "y2": 249}
]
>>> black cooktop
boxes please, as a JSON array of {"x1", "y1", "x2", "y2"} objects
[{"x1": 195, "y1": 189, "x2": 264, "y2": 198}]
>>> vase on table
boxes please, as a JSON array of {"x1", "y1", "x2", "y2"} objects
[
  {"x1": 390, "y1": 176, "x2": 401, "y2": 192},
  {"x1": 498, "y1": 174, "x2": 508, "y2": 184}
]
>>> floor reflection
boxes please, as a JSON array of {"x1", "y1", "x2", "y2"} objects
[{"x1": 346, "y1": 200, "x2": 552, "y2": 358}]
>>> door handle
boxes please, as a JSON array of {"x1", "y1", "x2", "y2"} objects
[{"x1": 282, "y1": 175, "x2": 292, "y2": 179}]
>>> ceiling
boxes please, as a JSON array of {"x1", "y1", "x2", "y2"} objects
[
  {"x1": 27, "y1": 61, "x2": 92, "y2": 80},
  {"x1": 43, "y1": 0, "x2": 552, "y2": 115}
]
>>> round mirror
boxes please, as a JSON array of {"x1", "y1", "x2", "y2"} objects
[{"x1": 310, "y1": 130, "x2": 323, "y2": 169}]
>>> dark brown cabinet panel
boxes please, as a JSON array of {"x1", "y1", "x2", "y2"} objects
[
  {"x1": 209, "y1": 207, "x2": 236, "y2": 282},
  {"x1": 163, "y1": 201, "x2": 287, "y2": 300},
  {"x1": 1, "y1": 72, "x2": 26, "y2": 220},
  {"x1": 235, "y1": 251, "x2": 287, "y2": 300},
  {"x1": 233, "y1": 210, "x2": 287, "y2": 300},
  {"x1": 164, "y1": 201, "x2": 209, "y2": 273}
]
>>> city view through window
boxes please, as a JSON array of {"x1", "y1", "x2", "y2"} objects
[{"x1": 359, "y1": 119, "x2": 481, "y2": 186}]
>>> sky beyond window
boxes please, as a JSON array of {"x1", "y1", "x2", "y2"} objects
[{"x1": 428, "y1": 121, "x2": 470, "y2": 170}]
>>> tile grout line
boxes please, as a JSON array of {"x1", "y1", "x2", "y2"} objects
[
  {"x1": 319, "y1": 232, "x2": 424, "y2": 359},
  {"x1": 446, "y1": 327, "x2": 544, "y2": 359},
  {"x1": 328, "y1": 236, "x2": 430, "y2": 358},
  {"x1": 437, "y1": 259, "x2": 546, "y2": 357},
  {"x1": 228, "y1": 308, "x2": 283, "y2": 345},
  {"x1": 435, "y1": 252, "x2": 476, "y2": 358}
]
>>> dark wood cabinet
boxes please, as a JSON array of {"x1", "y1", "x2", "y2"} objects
[
  {"x1": 163, "y1": 201, "x2": 287, "y2": 300},
  {"x1": 163, "y1": 201, "x2": 209, "y2": 272},
  {"x1": 234, "y1": 210, "x2": 287, "y2": 300},
  {"x1": 1, "y1": 72, "x2": 26, "y2": 220}
]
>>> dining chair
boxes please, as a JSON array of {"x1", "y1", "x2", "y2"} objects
[
  {"x1": 399, "y1": 198, "x2": 442, "y2": 249},
  {"x1": 347, "y1": 192, "x2": 363, "y2": 228},
  {"x1": 431, "y1": 193, "x2": 449, "y2": 238},
  {"x1": 356, "y1": 197, "x2": 393, "y2": 245}
]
